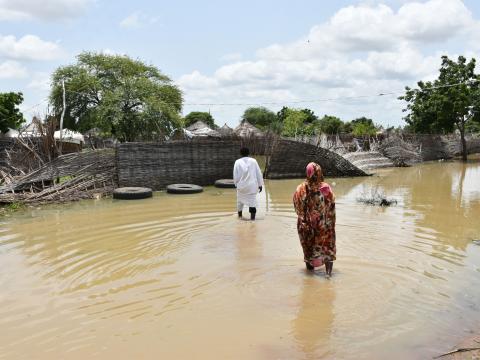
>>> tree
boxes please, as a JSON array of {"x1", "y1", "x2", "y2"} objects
[
  {"x1": 317, "y1": 115, "x2": 344, "y2": 134},
  {"x1": 184, "y1": 111, "x2": 216, "y2": 129},
  {"x1": 466, "y1": 118, "x2": 480, "y2": 134},
  {"x1": 242, "y1": 107, "x2": 277, "y2": 129},
  {"x1": 50, "y1": 52, "x2": 183, "y2": 142},
  {"x1": 300, "y1": 108, "x2": 317, "y2": 124},
  {"x1": 400, "y1": 55, "x2": 480, "y2": 161},
  {"x1": 277, "y1": 106, "x2": 289, "y2": 123},
  {"x1": 342, "y1": 121, "x2": 353, "y2": 134},
  {"x1": 0, "y1": 92, "x2": 24, "y2": 133},
  {"x1": 350, "y1": 117, "x2": 377, "y2": 136},
  {"x1": 281, "y1": 108, "x2": 309, "y2": 137}
]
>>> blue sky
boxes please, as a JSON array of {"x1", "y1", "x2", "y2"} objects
[{"x1": 1, "y1": 0, "x2": 480, "y2": 128}]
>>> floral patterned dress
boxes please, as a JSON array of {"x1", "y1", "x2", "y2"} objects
[{"x1": 293, "y1": 163, "x2": 336, "y2": 265}]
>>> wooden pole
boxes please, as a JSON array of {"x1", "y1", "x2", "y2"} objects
[{"x1": 59, "y1": 79, "x2": 66, "y2": 155}]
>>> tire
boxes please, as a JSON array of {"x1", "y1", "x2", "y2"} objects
[
  {"x1": 166, "y1": 184, "x2": 203, "y2": 194},
  {"x1": 214, "y1": 179, "x2": 236, "y2": 188},
  {"x1": 113, "y1": 187, "x2": 153, "y2": 200}
]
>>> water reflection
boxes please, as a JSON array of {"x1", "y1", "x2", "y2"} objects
[
  {"x1": 235, "y1": 221, "x2": 262, "y2": 263},
  {"x1": 292, "y1": 276, "x2": 334, "y2": 359}
]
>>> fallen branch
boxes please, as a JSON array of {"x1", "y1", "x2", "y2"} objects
[
  {"x1": 0, "y1": 149, "x2": 116, "y2": 205},
  {"x1": 433, "y1": 346, "x2": 480, "y2": 359}
]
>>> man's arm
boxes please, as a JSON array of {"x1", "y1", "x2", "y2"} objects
[
  {"x1": 254, "y1": 160, "x2": 264, "y2": 189},
  {"x1": 233, "y1": 161, "x2": 240, "y2": 185}
]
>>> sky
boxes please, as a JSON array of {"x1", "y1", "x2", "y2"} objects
[{"x1": 1, "y1": 0, "x2": 480, "y2": 128}]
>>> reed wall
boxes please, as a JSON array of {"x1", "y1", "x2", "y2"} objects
[{"x1": 117, "y1": 140, "x2": 240, "y2": 189}]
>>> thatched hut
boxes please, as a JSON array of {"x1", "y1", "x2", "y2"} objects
[
  {"x1": 234, "y1": 120, "x2": 264, "y2": 138},
  {"x1": 218, "y1": 123, "x2": 234, "y2": 137},
  {"x1": 19, "y1": 118, "x2": 43, "y2": 137},
  {"x1": 186, "y1": 120, "x2": 209, "y2": 132},
  {"x1": 185, "y1": 120, "x2": 221, "y2": 138}
]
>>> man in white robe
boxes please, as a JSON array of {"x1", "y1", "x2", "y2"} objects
[{"x1": 233, "y1": 147, "x2": 264, "y2": 220}]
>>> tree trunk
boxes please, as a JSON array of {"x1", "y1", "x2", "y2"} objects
[{"x1": 459, "y1": 121, "x2": 467, "y2": 162}]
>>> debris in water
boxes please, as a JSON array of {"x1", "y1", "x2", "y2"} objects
[
  {"x1": 473, "y1": 240, "x2": 480, "y2": 246},
  {"x1": 357, "y1": 187, "x2": 398, "y2": 207}
]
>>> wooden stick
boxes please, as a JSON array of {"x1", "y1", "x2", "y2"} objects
[{"x1": 434, "y1": 347, "x2": 480, "y2": 359}]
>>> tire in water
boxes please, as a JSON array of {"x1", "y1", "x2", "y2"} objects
[
  {"x1": 214, "y1": 179, "x2": 236, "y2": 188},
  {"x1": 113, "y1": 187, "x2": 153, "y2": 200},
  {"x1": 166, "y1": 184, "x2": 203, "y2": 194}
]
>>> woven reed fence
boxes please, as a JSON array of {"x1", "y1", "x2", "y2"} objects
[
  {"x1": 265, "y1": 139, "x2": 368, "y2": 179},
  {"x1": 117, "y1": 140, "x2": 240, "y2": 189}
]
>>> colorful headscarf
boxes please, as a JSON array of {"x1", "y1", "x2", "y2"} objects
[{"x1": 305, "y1": 162, "x2": 324, "y2": 188}]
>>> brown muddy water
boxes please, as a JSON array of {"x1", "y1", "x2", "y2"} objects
[{"x1": 1, "y1": 159, "x2": 480, "y2": 360}]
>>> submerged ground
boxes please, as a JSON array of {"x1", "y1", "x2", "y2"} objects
[{"x1": 1, "y1": 158, "x2": 479, "y2": 359}]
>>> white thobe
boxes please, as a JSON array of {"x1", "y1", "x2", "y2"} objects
[{"x1": 233, "y1": 157, "x2": 264, "y2": 208}]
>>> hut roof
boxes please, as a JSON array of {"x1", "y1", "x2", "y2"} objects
[
  {"x1": 218, "y1": 123, "x2": 234, "y2": 136},
  {"x1": 234, "y1": 119, "x2": 264, "y2": 138},
  {"x1": 185, "y1": 120, "x2": 221, "y2": 138},
  {"x1": 186, "y1": 120, "x2": 210, "y2": 132},
  {"x1": 54, "y1": 129, "x2": 85, "y2": 144},
  {"x1": 20, "y1": 119, "x2": 43, "y2": 136},
  {"x1": 4, "y1": 128, "x2": 19, "y2": 138}
]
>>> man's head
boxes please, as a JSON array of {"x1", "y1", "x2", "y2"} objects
[{"x1": 240, "y1": 147, "x2": 250, "y2": 157}]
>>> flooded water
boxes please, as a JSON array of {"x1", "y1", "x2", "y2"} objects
[{"x1": 1, "y1": 159, "x2": 480, "y2": 359}]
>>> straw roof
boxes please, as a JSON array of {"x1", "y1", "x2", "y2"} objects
[
  {"x1": 234, "y1": 119, "x2": 264, "y2": 138},
  {"x1": 186, "y1": 120, "x2": 210, "y2": 132},
  {"x1": 184, "y1": 120, "x2": 220, "y2": 138},
  {"x1": 218, "y1": 123, "x2": 234, "y2": 137},
  {"x1": 20, "y1": 118, "x2": 43, "y2": 136},
  {"x1": 4, "y1": 128, "x2": 19, "y2": 138}
]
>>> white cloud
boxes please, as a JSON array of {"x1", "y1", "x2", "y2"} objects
[
  {"x1": 396, "y1": 0, "x2": 472, "y2": 41},
  {"x1": 101, "y1": 48, "x2": 128, "y2": 56},
  {"x1": 0, "y1": 34, "x2": 64, "y2": 61},
  {"x1": 259, "y1": 0, "x2": 472, "y2": 61},
  {"x1": 0, "y1": 60, "x2": 28, "y2": 78},
  {"x1": 0, "y1": 0, "x2": 91, "y2": 21},
  {"x1": 178, "y1": 0, "x2": 479, "y2": 127},
  {"x1": 120, "y1": 11, "x2": 159, "y2": 29},
  {"x1": 27, "y1": 72, "x2": 51, "y2": 91}
]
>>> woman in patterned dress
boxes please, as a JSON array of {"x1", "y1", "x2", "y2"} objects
[{"x1": 293, "y1": 162, "x2": 336, "y2": 276}]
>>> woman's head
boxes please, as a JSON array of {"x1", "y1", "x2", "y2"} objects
[{"x1": 306, "y1": 162, "x2": 324, "y2": 183}]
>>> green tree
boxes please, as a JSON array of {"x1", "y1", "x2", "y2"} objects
[
  {"x1": 0, "y1": 92, "x2": 24, "y2": 133},
  {"x1": 400, "y1": 55, "x2": 480, "y2": 161},
  {"x1": 50, "y1": 52, "x2": 183, "y2": 142},
  {"x1": 317, "y1": 115, "x2": 344, "y2": 134},
  {"x1": 342, "y1": 121, "x2": 353, "y2": 134},
  {"x1": 466, "y1": 118, "x2": 480, "y2": 134},
  {"x1": 300, "y1": 108, "x2": 317, "y2": 123},
  {"x1": 242, "y1": 107, "x2": 277, "y2": 129},
  {"x1": 281, "y1": 108, "x2": 309, "y2": 137},
  {"x1": 350, "y1": 117, "x2": 377, "y2": 136},
  {"x1": 184, "y1": 111, "x2": 216, "y2": 129},
  {"x1": 277, "y1": 106, "x2": 289, "y2": 123}
]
